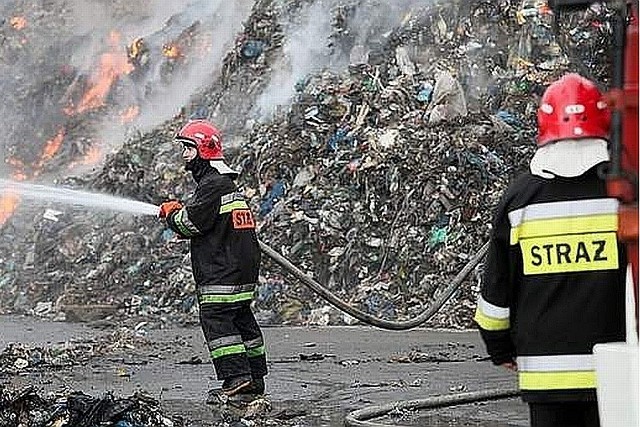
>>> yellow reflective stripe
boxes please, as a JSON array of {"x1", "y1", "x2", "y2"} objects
[
  {"x1": 210, "y1": 344, "x2": 246, "y2": 359},
  {"x1": 173, "y1": 209, "x2": 198, "y2": 237},
  {"x1": 220, "y1": 200, "x2": 249, "y2": 214},
  {"x1": 520, "y1": 232, "x2": 619, "y2": 275},
  {"x1": 510, "y1": 214, "x2": 618, "y2": 245},
  {"x1": 247, "y1": 345, "x2": 265, "y2": 358},
  {"x1": 199, "y1": 291, "x2": 254, "y2": 304},
  {"x1": 519, "y1": 371, "x2": 597, "y2": 390},
  {"x1": 474, "y1": 308, "x2": 510, "y2": 331}
]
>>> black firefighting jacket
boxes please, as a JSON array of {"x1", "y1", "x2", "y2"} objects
[
  {"x1": 475, "y1": 165, "x2": 626, "y2": 403},
  {"x1": 166, "y1": 162, "x2": 260, "y2": 304}
]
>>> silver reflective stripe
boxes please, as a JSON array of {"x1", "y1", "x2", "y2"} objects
[
  {"x1": 208, "y1": 335, "x2": 243, "y2": 351},
  {"x1": 244, "y1": 336, "x2": 264, "y2": 349},
  {"x1": 508, "y1": 199, "x2": 619, "y2": 227},
  {"x1": 517, "y1": 354, "x2": 594, "y2": 372},
  {"x1": 200, "y1": 284, "x2": 256, "y2": 295},
  {"x1": 221, "y1": 193, "x2": 235, "y2": 205},
  {"x1": 477, "y1": 295, "x2": 509, "y2": 319},
  {"x1": 221, "y1": 192, "x2": 244, "y2": 204}
]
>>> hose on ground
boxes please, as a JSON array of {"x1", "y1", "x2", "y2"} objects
[
  {"x1": 343, "y1": 388, "x2": 521, "y2": 427},
  {"x1": 260, "y1": 240, "x2": 518, "y2": 427},
  {"x1": 259, "y1": 240, "x2": 490, "y2": 330}
]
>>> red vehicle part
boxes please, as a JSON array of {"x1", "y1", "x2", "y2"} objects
[{"x1": 606, "y1": 2, "x2": 638, "y2": 324}]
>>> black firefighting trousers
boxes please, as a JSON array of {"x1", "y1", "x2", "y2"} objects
[
  {"x1": 529, "y1": 401, "x2": 600, "y2": 427},
  {"x1": 198, "y1": 292, "x2": 268, "y2": 381}
]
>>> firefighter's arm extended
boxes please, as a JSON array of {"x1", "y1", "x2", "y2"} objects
[
  {"x1": 474, "y1": 200, "x2": 517, "y2": 368},
  {"x1": 164, "y1": 177, "x2": 223, "y2": 238}
]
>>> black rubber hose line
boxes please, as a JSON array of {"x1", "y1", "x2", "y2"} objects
[
  {"x1": 259, "y1": 240, "x2": 489, "y2": 331},
  {"x1": 343, "y1": 388, "x2": 521, "y2": 427},
  {"x1": 259, "y1": 240, "x2": 518, "y2": 426}
]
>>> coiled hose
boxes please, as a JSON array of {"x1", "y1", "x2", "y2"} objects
[
  {"x1": 259, "y1": 240, "x2": 521, "y2": 426},
  {"x1": 259, "y1": 240, "x2": 490, "y2": 330}
]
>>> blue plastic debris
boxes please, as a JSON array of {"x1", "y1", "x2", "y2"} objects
[
  {"x1": 259, "y1": 180, "x2": 286, "y2": 217},
  {"x1": 295, "y1": 76, "x2": 311, "y2": 93},
  {"x1": 257, "y1": 279, "x2": 283, "y2": 304},
  {"x1": 327, "y1": 127, "x2": 354, "y2": 152},
  {"x1": 416, "y1": 83, "x2": 434, "y2": 103},
  {"x1": 189, "y1": 106, "x2": 209, "y2": 120},
  {"x1": 496, "y1": 110, "x2": 522, "y2": 128},
  {"x1": 181, "y1": 295, "x2": 197, "y2": 312},
  {"x1": 427, "y1": 226, "x2": 448, "y2": 250},
  {"x1": 161, "y1": 229, "x2": 176, "y2": 242},
  {"x1": 363, "y1": 294, "x2": 396, "y2": 319},
  {"x1": 241, "y1": 40, "x2": 266, "y2": 59}
]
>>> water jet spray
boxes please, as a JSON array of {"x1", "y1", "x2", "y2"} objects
[{"x1": 0, "y1": 179, "x2": 159, "y2": 217}]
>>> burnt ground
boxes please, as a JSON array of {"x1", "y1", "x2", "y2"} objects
[{"x1": 0, "y1": 315, "x2": 528, "y2": 426}]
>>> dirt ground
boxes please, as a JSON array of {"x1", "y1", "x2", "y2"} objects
[{"x1": 0, "y1": 315, "x2": 529, "y2": 426}]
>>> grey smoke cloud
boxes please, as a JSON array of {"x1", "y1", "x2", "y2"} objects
[
  {"x1": 96, "y1": 0, "x2": 253, "y2": 158},
  {"x1": 254, "y1": 1, "x2": 335, "y2": 117},
  {"x1": 254, "y1": 0, "x2": 428, "y2": 119},
  {"x1": 0, "y1": 0, "x2": 252, "y2": 179}
]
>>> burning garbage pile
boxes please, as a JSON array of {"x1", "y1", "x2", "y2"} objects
[
  {"x1": 0, "y1": 0, "x2": 246, "y2": 229},
  {"x1": 0, "y1": 0, "x2": 615, "y2": 328}
]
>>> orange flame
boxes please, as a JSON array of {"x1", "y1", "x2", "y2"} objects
[
  {"x1": 128, "y1": 38, "x2": 145, "y2": 60},
  {"x1": 67, "y1": 144, "x2": 104, "y2": 171},
  {"x1": 0, "y1": 162, "x2": 26, "y2": 227},
  {"x1": 120, "y1": 105, "x2": 140, "y2": 123},
  {"x1": 35, "y1": 128, "x2": 65, "y2": 169},
  {"x1": 1, "y1": 125, "x2": 69, "y2": 226},
  {"x1": 539, "y1": 2, "x2": 552, "y2": 15},
  {"x1": 162, "y1": 43, "x2": 182, "y2": 59},
  {"x1": 6, "y1": 157, "x2": 25, "y2": 169},
  {"x1": 10, "y1": 16, "x2": 27, "y2": 30},
  {"x1": 0, "y1": 192, "x2": 20, "y2": 227},
  {"x1": 82, "y1": 145, "x2": 103, "y2": 165},
  {"x1": 70, "y1": 31, "x2": 134, "y2": 115},
  {"x1": 6, "y1": 158, "x2": 27, "y2": 181}
]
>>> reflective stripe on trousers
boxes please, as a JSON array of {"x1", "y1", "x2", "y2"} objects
[
  {"x1": 208, "y1": 335, "x2": 246, "y2": 359},
  {"x1": 198, "y1": 284, "x2": 256, "y2": 304},
  {"x1": 207, "y1": 335, "x2": 266, "y2": 360}
]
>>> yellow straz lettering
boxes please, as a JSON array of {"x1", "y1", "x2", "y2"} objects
[{"x1": 520, "y1": 233, "x2": 618, "y2": 275}]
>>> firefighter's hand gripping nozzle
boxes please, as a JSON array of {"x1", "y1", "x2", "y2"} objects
[{"x1": 158, "y1": 200, "x2": 183, "y2": 218}]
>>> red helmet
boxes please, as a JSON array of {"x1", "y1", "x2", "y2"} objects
[
  {"x1": 175, "y1": 119, "x2": 223, "y2": 160},
  {"x1": 537, "y1": 73, "x2": 610, "y2": 146}
]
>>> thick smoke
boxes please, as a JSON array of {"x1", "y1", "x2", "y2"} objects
[
  {"x1": 0, "y1": 0, "x2": 252, "y2": 180},
  {"x1": 254, "y1": 0, "x2": 428, "y2": 119},
  {"x1": 253, "y1": 1, "x2": 335, "y2": 118},
  {"x1": 95, "y1": 0, "x2": 254, "y2": 161}
]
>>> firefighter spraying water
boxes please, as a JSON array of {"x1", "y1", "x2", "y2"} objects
[{"x1": 0, "y1": 1, "x2": 637, "y2": 426}]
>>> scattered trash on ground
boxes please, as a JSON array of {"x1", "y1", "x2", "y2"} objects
[{"x1": 0, "y1": 0, "x2": 615, "y2": 331}]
